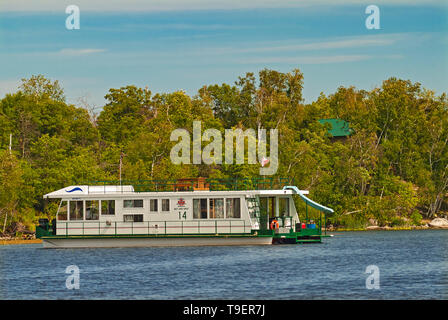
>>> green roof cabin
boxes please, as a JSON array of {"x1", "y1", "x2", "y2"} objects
[{"x1": 318, "y1": 118, "x2": 353, "y2": 138}]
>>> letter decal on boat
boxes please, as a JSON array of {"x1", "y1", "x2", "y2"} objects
[{"x1": 66, "y1": 187, "x2": 83, "y2": 193}]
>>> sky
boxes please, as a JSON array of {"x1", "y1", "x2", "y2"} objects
[{"x1": 0, "y1": 0, "x2": 447, "y2": 109}]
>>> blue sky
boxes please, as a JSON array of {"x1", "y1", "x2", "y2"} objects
[{"x1": 0, "y1": 1, "x2": 447, "y2": 109}]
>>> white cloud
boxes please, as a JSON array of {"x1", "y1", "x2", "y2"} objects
[
  {"x1": 182, "y1": 33, "x2": 418, "y2": 57},
  {"x1": 237, "y1": 53, "x2": 404, "y2": 64},
  {"x1": 225, "y1": 35, "x2": 399, "y2": 54},
  {"x1": 1, "y1": 0, "x2": 446, "y2": 12},
  {"x1": 239, "y1": 54, "x2": 371, "y2": 64},
  {"x1": 57, "y1": 48, "x2": 106, "y2": 56}
]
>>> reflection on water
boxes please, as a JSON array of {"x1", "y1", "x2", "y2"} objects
[{"x1": 0, "y1": 230, "x2": 447, "y2": 299}]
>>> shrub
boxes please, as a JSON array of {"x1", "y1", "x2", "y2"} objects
[
  {"x1": 390, "y1": 216, "x2": 406, "y2": 227},
  {"x1": 410, "y1": 212, "x2": 423, "y2": 226}
]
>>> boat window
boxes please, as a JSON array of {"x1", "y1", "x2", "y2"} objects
[
  {"x1": 123, "y1": 214, "x2": 143, "y2": 222},
  {"x1": 101, "y1": 200, "x2": 115, "y2": 215},
  {"x1": 162, "y1": 199, "x2": 170, "y2": 212},
  {"x1": 226, "y1": 198, "x2": 241, "y2": 219},
  {"x1": 209, "y1": 199, "x2": 224, "y2": 219},
  {"x1": 279, "y1": 198, "x2": 290, "y2": 217},
  {"x1": 124, "y1": 199, "x2": 144, "y2": 208},
  {"x1": 150, "y1": 199, "x2": 158, "y2": 212},
  {"x1": 193, "y1": 199, "x2": 207, "y2": 219},
  {"x1": 58, "y1": 201, "x2": 68, "y2": 220},
  {"x1": 86, "y1": 200, "x2": 99, "y2": 220},
  {"x1": 69, "y1": 201, "x2": 83, "y2": 220}
]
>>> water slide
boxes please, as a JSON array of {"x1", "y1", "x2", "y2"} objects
[{"x1": 283, "y1": 186, "x2": 334, "y2": 214}]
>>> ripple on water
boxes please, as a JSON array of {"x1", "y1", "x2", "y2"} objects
[{"x1": 0, "y1": 230, "x2": 447, "y2": 299}]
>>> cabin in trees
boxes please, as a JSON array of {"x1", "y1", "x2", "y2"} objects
[{"x1": 318, "y1": 119, "x2": 353, "y2": 140}]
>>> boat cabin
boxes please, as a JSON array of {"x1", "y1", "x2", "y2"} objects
[
  {"x1": 36, "y1": 178, "x2": 334, "y2": 247},
  {"x1": 43, "y1": 183, "x2": 307, "y2": 237}
]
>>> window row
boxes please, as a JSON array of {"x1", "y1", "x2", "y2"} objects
[
  {"x1": 58, "y1": 200, "x2": 115, "y2": 221},
  {"x1": 123, "y1": 199, "x2": 170, "y2": 212},
  {"x1": 193, "y1": 198, "x2": 241, "y2": 219},
  {"x1": 57, "y1": 199, "x2": 173, "y2": 221}
]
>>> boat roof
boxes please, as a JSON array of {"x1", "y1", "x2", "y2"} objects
[{"x1": 43, "y1": 185, "x2": 309, "y2": 199}]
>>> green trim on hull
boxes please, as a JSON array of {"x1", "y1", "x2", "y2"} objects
[{"x1": 273, "y1": 229, "x2": 323, "y2": 244}]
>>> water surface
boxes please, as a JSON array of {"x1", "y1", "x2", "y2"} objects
[{"x1": 1, "y1": 230, "x2": 447, "y2": 299}]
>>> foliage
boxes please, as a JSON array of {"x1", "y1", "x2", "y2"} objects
[
  {"x1": 0, "y1": 71, "x2": 447, "y2": 233},
  {"x1": 410, "y1": 212, "x2": 423, "y2": 226}
]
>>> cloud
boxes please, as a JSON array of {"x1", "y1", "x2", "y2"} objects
[
  {"x1": 224, "y1": 35, "x2": 400, "y2": 55},
  {"x1": 184, "y1": 33, "x2": 416, "y2": 57},
  {"x1": 237, "y1": 53, "x2": 405, "y2": 64},
  {"x1": 57, "y1": 48, "x2": 106, "y2": 56},
  {"x1": 1, "y1": 0, "x2": 446, "y2": 12},
  {"x1": 239, "y1": 54, "x2": 371, "y2": 64}
]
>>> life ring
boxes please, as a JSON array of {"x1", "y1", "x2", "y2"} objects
[{"x1": 270, "y1": 220, "x2": 279, "y2": 230}]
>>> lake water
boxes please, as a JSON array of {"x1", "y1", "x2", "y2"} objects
[{"x1": 0, "y1": 230, "x2": 447, "y2": 300}]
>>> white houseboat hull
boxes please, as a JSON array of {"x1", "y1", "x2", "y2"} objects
[{"x1": 42, "y1": 236, "x2": 273, "y2": 248}]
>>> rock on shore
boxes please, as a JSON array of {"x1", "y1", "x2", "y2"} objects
[
  {"x1": 429, "y1": 218, "x2": 448, "y2": 229},
  {"x1": 366, "y1": 226, "x2": 392, "y2": 230}
]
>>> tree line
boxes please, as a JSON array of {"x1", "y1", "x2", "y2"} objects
[{"x1": 0, "y1": 70, "x2": 447, "y2": 233}]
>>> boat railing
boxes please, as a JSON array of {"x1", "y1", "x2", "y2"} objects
[
  {"x1": 81, "y1": 177, "x2": 295, "y2": 194},
  {"x1": 275, "y1": 216, "x2": 294, "y2": 228},
  {"x1": 54, "y1": 219, "x2": 252, "y2": 236}
]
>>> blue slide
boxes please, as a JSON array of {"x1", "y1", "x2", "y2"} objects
[{"x1": 283, "y1": 186, "x2": 334, "y2": 214}]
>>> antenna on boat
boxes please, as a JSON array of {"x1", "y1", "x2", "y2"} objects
[{"x1": 119, "y1": 150, "x2": 126, "y2": 185}]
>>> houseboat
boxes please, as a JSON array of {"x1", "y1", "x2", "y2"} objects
[{"x1": 36, "y1": 178, "x2": 334, "y2": 248}]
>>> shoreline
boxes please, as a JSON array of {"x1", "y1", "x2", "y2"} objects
[
  {"x1": 0, "y1": 239, "x2": 43, "y2": 245},
  {"x1": 329, "y1": 225, "x2": 448, "y2": 232},
  {"x1": 331, "y1": 226, "x2": 428, "y2": 232},
  {"x1": 2, "y1": 226, "x2": 447, "y2": 245}
]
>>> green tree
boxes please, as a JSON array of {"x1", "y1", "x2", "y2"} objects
[
  {"x1": 20, "y1": 74, "x2": 65, "y2": 102},
  {"x1": 0, "y1": 150, "x2": 23, "y2": 233}
]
